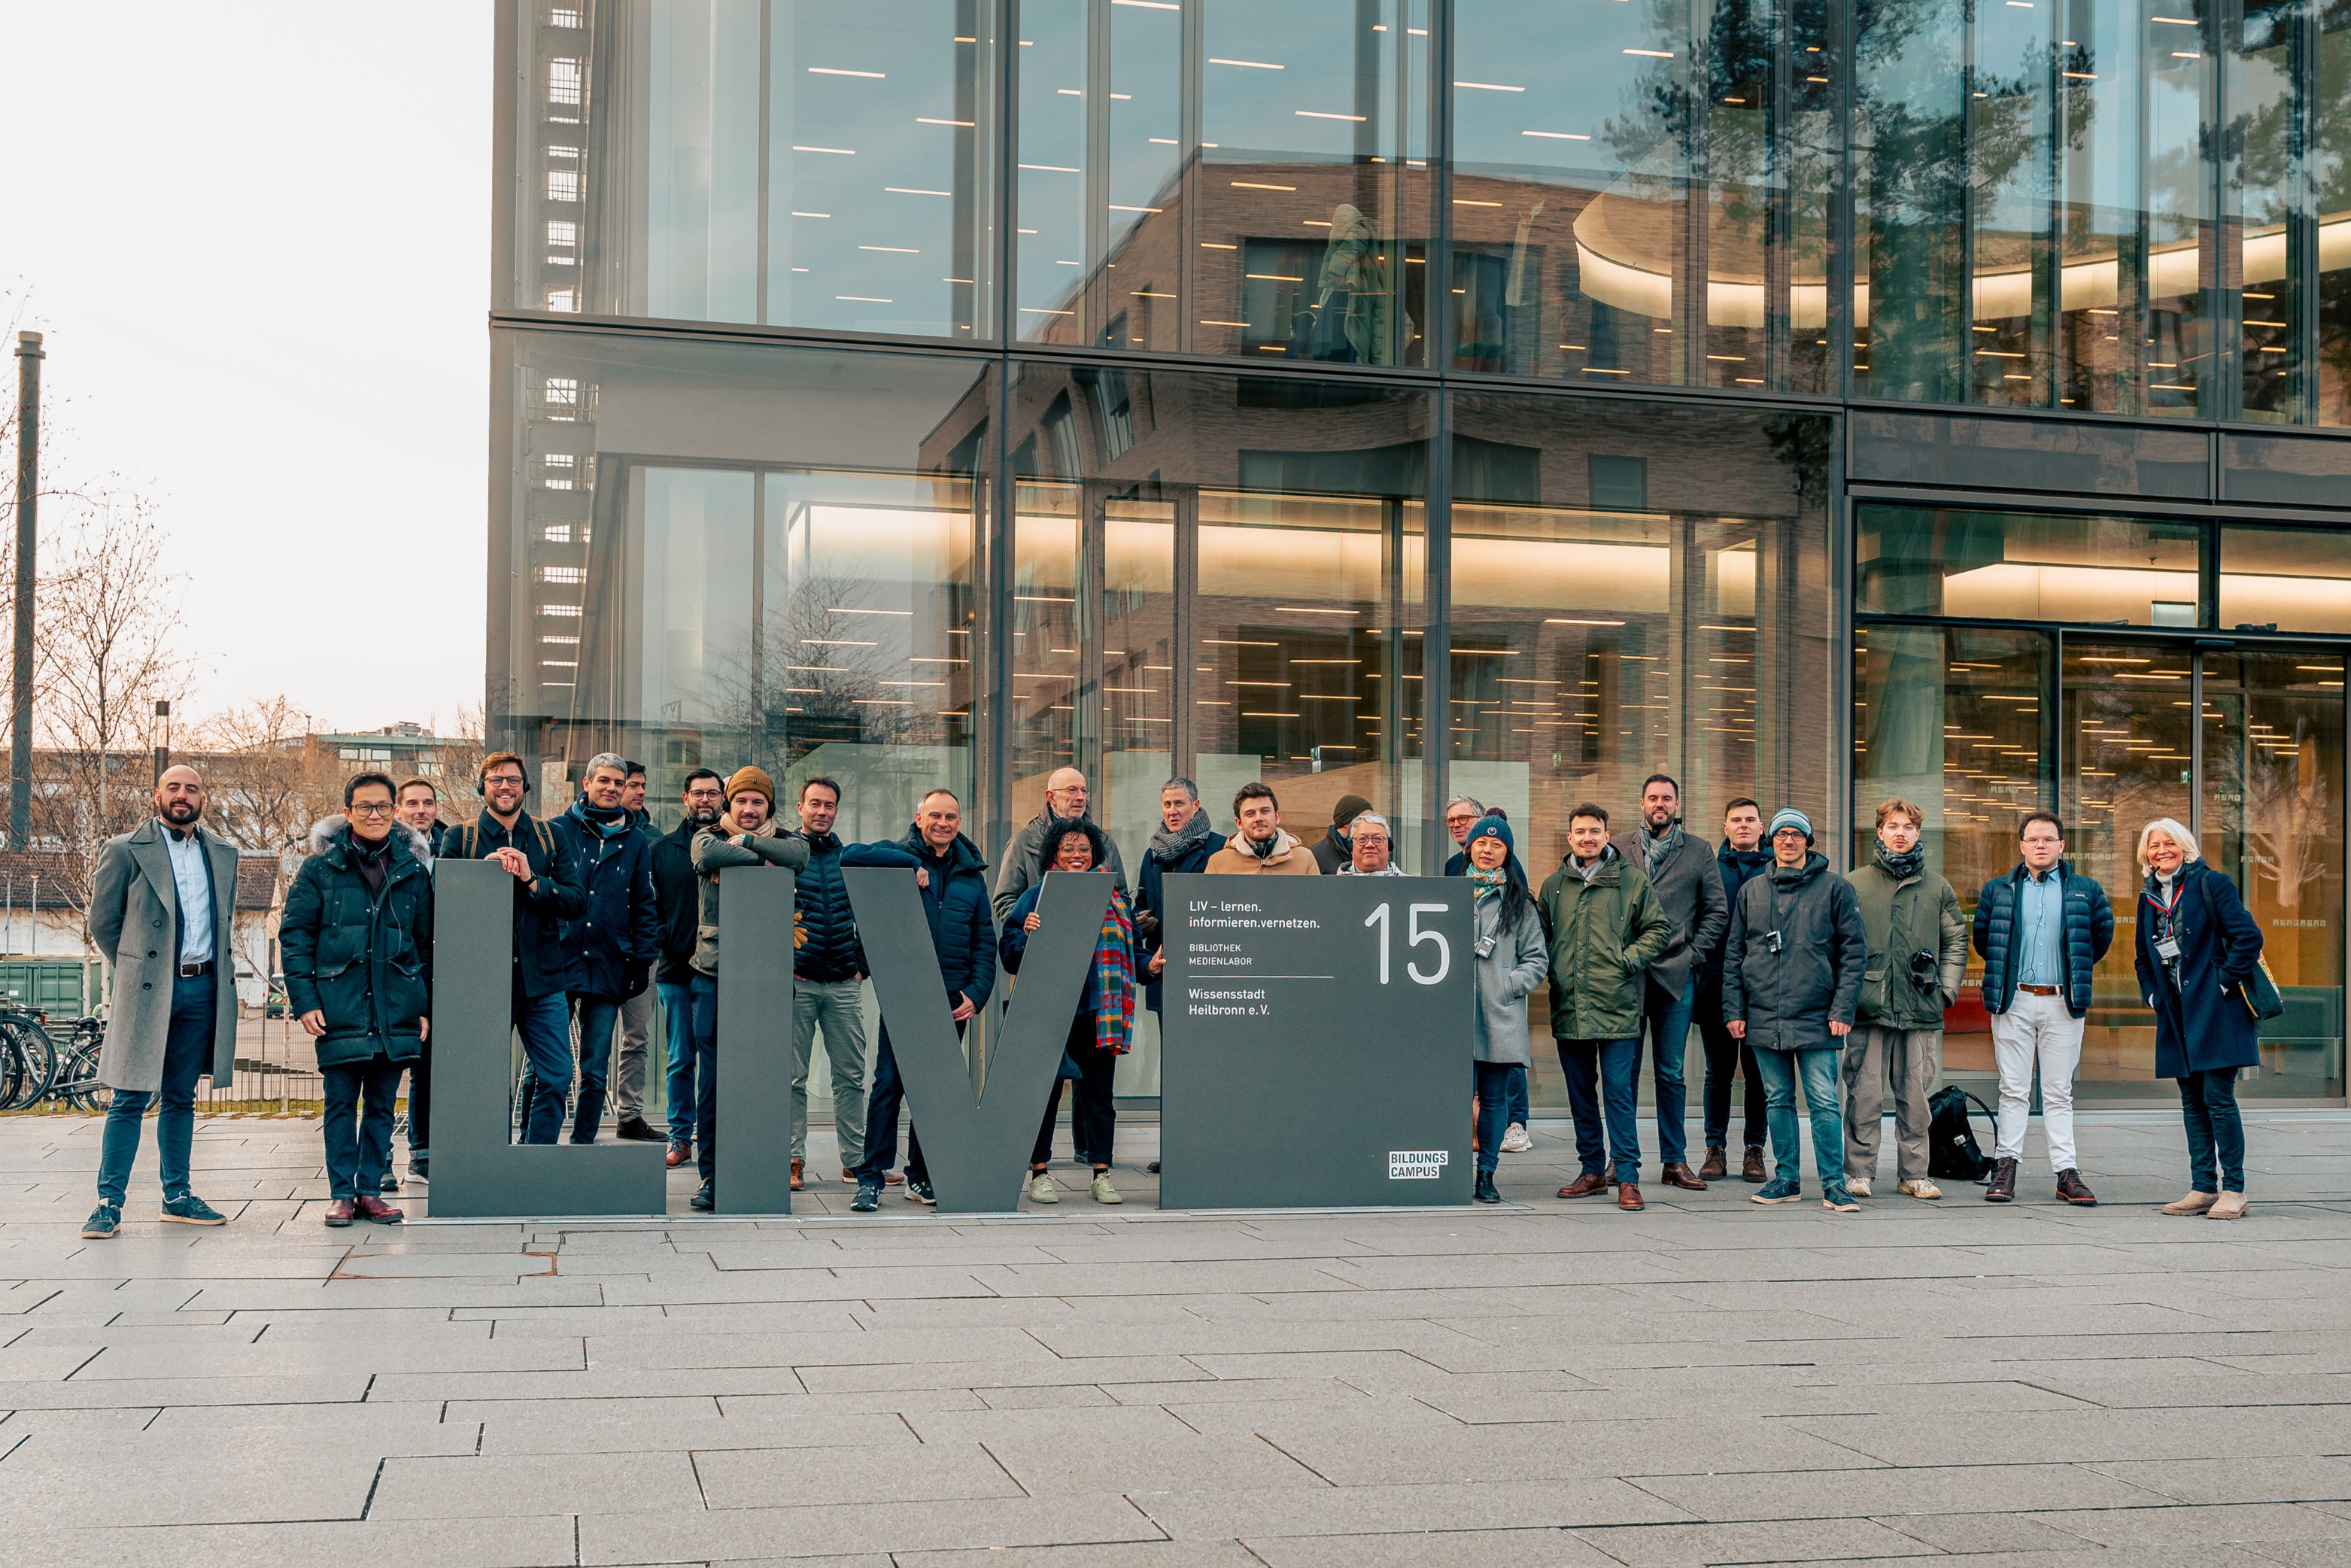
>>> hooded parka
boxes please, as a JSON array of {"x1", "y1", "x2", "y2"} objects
[
  {"x1": 1536, "y1": 846, "x2": 1672, "y2": 1040},
  {"x1": 1722, "y1": 851, "x2": 1870, "y2": 1053},
  {"x1": 1850, "y1": 852, "x2": 1969, "y2": 1029},
  {"x1": 280, "y1": 818, "x2": 434, "y2": 1070}
]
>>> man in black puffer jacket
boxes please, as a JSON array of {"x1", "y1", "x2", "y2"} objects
[{"x1": 781, "y1": 776, "x2": 870, "y2": 1190}]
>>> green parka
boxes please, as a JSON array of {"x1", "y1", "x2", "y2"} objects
[
  {"x1": 1850, "y1": 854, "x2": 1969, "y2": 1029},
  {"x1": 1536, "y1": 846, "x2": 1672, "y2": 1040}
]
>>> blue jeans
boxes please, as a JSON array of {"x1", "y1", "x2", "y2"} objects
[
  {"x1": 1556, "y1": 1037, "x2": 1641, "y2": 1182},
  {"x1": 1752, "y1": 1045, "x2": 1845, "y2": 1191},
  {"x1": 854, "y1": 1021, "x2": 933, "y2": 1187},
  {"x1": 691, "y1": 974, "x2": 720, "y2": 1182},
  {"x1": 96, "y1": 971, "x2": 216, "y2": 1207},
  {"x1": 1473, "y1": 1061, "x2": 1516, "y2": 1174},
  {"x1": 512, "y1": 986, "x2": 573, "y2": 1146},
  {"x1": 2179, "y1": 1066, "x2": 2245, "y2": 1193},
  {"x1": 322, "y1": 1056, "x2": 403, "y2": 1200},
  {"x1": 1637, "y1": 975, "x2": 1697, "y2": 1166},
  {"x1": 568, "y1": 992, "x2": 622, "y2": 1144},
  {"x1": 1506, "y1": 1064, "x2": 1529, "y2": 1128},
  {"x1": 658, "y1": 980, "x2": 697, "y2": 1146}
]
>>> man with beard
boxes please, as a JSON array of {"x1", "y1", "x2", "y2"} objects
[
  {"x1": 547, "y1": 754, "x2": 658, "y2": 1144},
  {"x1": 993, "y1": 767, "x2": 1127, "y2": 922},
  {"x1": 80, "y1": 765, "x2": 244, "y2": 1239},
  {"x1": 1697, "y1": 798, "x2": 1775, "y2": 1182},
  {"x1": 1610, "y1": 773, "x2": 1727, "y2": 1193},
  {"x1": 1845, "y1": 798, "x2": 1967, "y2": 1200},
  {"x1": 1204, "y1": 782, "x2": 1320, "y2": 875},
  {"x1": 654, "y1": 770, "x2": 724, "y2": 1169},
  {"x1": 781, "y1": 776, "x2": 870, "y2": 1190}
]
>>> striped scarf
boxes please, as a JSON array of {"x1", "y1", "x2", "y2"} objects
[{"x1": 1093, "y1": 888, "x2": 1138, "y2": 1056}]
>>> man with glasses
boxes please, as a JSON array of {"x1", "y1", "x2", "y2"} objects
[
  {"x1": 440, "y1": 752, "x2": 585, "y2": 1146},
  {"x1": 1338, "y1": 812, "x2": 1405, "y2": 876},
  {"x1": 652, "y1": 769, "x2": 724, "y2": 1168},
  {"x1": 994, "y1": 767, "x2": 1127, "y2": 922},
  {"x1": 1443, "y1": 796, "x2": 1487, "y2": 877},
  {"x1": 548, "y1": 754, "x2": 658, "y2": 1144}
]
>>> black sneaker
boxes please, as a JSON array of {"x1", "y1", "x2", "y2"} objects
[
  {"x1": 159, "y1": 1195, "x2": 226, "y2": 1226},
  {"x1": 614, "y1": 1117, "x2": 663, "y2": 1143},
  {"x1": 408, "y1": 1151, "x2": 429, "y2": 1182},
  {"x1": 1147, "y1": 1160, "x2": 1162, "y2": 1174},
  {"x1": 80, "y1": 1203, "x2": 121, "y2": 1239},
  {"x1": 689, "y1": 1181, "x2": 715, "y2": 1213},
  {"x1": 906, "y1": 1178, "x2": 935, "y2": 1205},
  {"x1": 850, "y1": 1181, "x2": 881, "y2": 1213},
  {"x1": 380, "y1": 1172, "x2": 400, "y2": 1193}
]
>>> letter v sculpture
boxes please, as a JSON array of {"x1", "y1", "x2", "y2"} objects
[{"x1": 845, "y1": 867, "x2": 1115, "y2": 1212}]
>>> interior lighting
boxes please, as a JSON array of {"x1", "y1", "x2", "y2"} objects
[
  {"x1": 1524, "y1": 130, "x2": 1593, "y2": 139},
  {"x1": 793, "y1": 145, "x2": 856, "y2": 155},
  {"x1": 1456, "y1": 81, "x2": 1526, "y2": 91},
  {"x1": 1210, "y1": 57, "x2": 1283, "y2": 68},
  {"x1": 809, "y1": 66, "x2": 885, "y2": 77},
  {"x1": 1298, "y1": 111, "x2": 1368, "y2": 120}
]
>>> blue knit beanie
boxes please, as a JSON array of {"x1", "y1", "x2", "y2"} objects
[
  {"x1": 1465, "y1": 814, "x2": 1514, "y2": 852},
  {"x1": 1767, "y1": 808, "x2": 1813, "y2": 843}
]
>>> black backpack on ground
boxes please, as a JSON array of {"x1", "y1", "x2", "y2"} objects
[{"x1": 1927, "y1": 1086, "x2": 1997, "y2": 1183}]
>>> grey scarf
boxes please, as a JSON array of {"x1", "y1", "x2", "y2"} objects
[
  {"x1": 1148, "y1": 808, "x2": 1212, "y2": 865},
  {"x1": 1642, "y1": 819, "x2": 1684, "y2": 877}
]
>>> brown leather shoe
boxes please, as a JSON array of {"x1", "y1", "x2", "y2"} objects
[
  {"x1": 1698, "y1": 1144, "x2": 1727, "y2": 1181},
  {"x1": 1661, "y1": 1162, "x2": 1708, "y2": 1192},
  {"x1": 1741, "y1": 1145, "x2": 1766, "y2": 1183},
  {"x1": 1557, "y1": 1170, "x2": 1609, "y2": 1199},
  {"x1": 1985, "y1": 1156, "x2": 2018, "y2": 1202},
  {"x1": 323, "y1": 1199, "x2": 356, "y2": 1228},
  {"x1": 665, "y1": 1141, "x2": 691, "y2": 1168},
  {"x1": 1617, "y1": 1181, "x2": 1645, "y2": 1211},
  {"x1": 355, "y1": 1196, "x2": 404, "y2": 1224},
  {"x1": 2055, "y1": 1168, "x2": 2097, "y2": 1205},
  {"x1": 790, "y1": 1157, "x2": 804, "y2": 1192}
]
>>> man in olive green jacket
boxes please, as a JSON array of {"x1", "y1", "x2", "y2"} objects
[
  {"x1": 1537, "y1": 803, "x2": 1672, "y2": 1211},
  {"x1": 1845, "y1": 797, "x2": 1969, "y2": 1199}
]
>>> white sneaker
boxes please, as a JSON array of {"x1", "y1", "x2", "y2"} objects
[
  {"x1": 1500, "y1": 1123, "x2": 1532, "y2": 1153},
  {"x1": 1845, "y1": 1177, "x2": 1872, "y2": 1198},
  {"x1": 1027, "y1": 1171, "x2": 1058, "y2": 1205}
]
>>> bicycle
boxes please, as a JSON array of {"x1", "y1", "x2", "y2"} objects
[
  {"x1": 44, "y1": 1016, "x2": 107, "y2": 1111},
  {"x1": 0, "y1": 1007, "x2": 57, "y2": 1110}
]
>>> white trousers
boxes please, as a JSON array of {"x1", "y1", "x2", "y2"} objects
[{"x1": 1988, "y1": 989, "x2": 2085, "y2": 1173}]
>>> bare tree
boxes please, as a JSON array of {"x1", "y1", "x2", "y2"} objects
[{"x1": 199, "y1": 695, "x2": 336, "y2": 977}]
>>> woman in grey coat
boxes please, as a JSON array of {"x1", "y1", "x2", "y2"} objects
[{"x1": 1464, "y1": 817, "x2": 1547, "y2": 1205}]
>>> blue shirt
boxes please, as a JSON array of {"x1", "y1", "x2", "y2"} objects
[
  {"x1": 2016, "y1": 865, "x2": 2064, "y2": 987},
  {"x1": 163, "y1": 825, "x2": 214, "y2": 965}
]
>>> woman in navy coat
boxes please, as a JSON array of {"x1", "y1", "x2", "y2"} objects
[{"x1": 2133, "y1": 817, "x2": 2263, "y2": 1220}]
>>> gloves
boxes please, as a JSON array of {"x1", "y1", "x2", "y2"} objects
[{"x1": 622, "y1": 958, "x2": 652, "y2": 999}]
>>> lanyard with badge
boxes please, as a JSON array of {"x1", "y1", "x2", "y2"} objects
[{"x1": 2149, "y1": 880, "x2": 2184, "y2": 963}]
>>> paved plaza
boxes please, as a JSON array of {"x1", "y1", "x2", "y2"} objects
[{"x1": 4, "y1": 1108, "x2": 2351, "y2": 1566}]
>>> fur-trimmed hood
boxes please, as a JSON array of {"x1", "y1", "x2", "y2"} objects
[{"x1": 310, "y1": 813, "x2": 434, "y2": 864}]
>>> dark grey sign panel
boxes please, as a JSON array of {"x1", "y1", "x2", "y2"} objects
[
  {"x1": 427, "y1": 858, "x2": 667, "y2": 1219},
  {"x1": 846, "y1": 867, "x2": 1111, "y2": 1214},
  {"x1": 715, "y1": 866, "x2": 797, "y2": 1216},
  {"x1": 1160, "y1": 875, "x2": 1473, "y2": 1209}
]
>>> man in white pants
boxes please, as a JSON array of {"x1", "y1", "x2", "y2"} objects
[{"x1": 1970, "y1": 812, "x2": 2114, "y2": 1206}]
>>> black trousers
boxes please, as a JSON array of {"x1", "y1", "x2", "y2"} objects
[
  {"x1": 402, "y1": 1035, "x2": 431, "y2": 1153},
  {"x1": 1033, "y1": 1011, "x2": 1118, "y2": 1169},
  {"x1": 1696, "y1": 974, "x2": 1766, "y2": 1150}
]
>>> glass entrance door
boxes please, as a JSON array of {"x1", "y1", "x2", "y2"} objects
[{"x1": 2064, "y1": 640, "x2": 2346, "y2": 1099}]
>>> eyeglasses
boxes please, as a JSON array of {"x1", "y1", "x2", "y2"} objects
[
  {"x1": 351, "y1": 802, "x2": 396, "y2": 817},
  {"x1": 483, "y1": 775, "x2": 527, "y2": 789}
]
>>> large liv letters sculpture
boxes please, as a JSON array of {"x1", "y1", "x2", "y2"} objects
[
  {"x1": 845, "y1": 867, "x2": 1113, "y2": 1214},
  {"x1": 712, "y1": 865, "x2": 798, "y2": 1215},
  {"x1": 427, "y1": 858, "x2": 667, "y2": 1217}
]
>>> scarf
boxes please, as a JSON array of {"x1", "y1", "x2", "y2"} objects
[
  {"x1": 1232, "y1": 829, "x2": 1288, "y2": 861},
  {"x1": 570, "y1": 798, "x2": 633, "y2": 840},
  {"x1": 1642, "y1": 820, "x2": 1684, "y2": 877},
  {"x1": 1148, "y1": 807, "x2": 1212, "y2": 865},
  {"x1": 1468, "y1": 864, "x2": 1507, "y2": 901},
  {"x1": 1092, "y1": 889, "x2": 1138, "y2": 1056},
  {"x1": 348, "y1": 827, "x2": 393, "y2": 896},
  {"x1": 1569, "y1": 844, "x2": 1614, "y2": 884},
  {"x1": 1875, "y1": 843, "x2": 1925, "y2": 881},
  {"x1": 716, "y1": 807, "x2": 774, "y2": 840}
]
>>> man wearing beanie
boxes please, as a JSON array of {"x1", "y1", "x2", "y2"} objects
[
  {"x1": 686, "y1": 764, "x2": 810, "y2": 1212},
  {"x1": 1722, "y1": 807, "x2": 1870, "y2": 1212},
  {"x1": 1845, "y1": 798, "x2": 1967, "y2": 1199},
  {"x1": 1311, "y1": 793, "x2": 1375, "y2": 875}
]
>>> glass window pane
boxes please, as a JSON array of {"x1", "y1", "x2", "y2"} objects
[
  {"x1": 2320, "y1": 0, "x2": 2351, "y2": 424},
  {"x1": 1450, "y1": 0, "x2": 1835, "y2": 390},
  {"x1": 494, "y1": 330, "x2": 990, "y2": 840},
  {"x1": 1016, "y1": 1, "x2": 1434, "y2": 362},
  {"x1": 1856, "y1": 505, "x2": 2204, "y2": 624},
  {"x1": 509, "y1": 1, "x2": 997, "y2": 339},
  {"x1": 2232, "y1": 0, "x2": 2304, "y2": 422},
  {"x1": 2220, "y1": 524, "x2": 2351, "y2": 632},
  {"x1": 1851, "y1": 624, "x2": 2052, "y2": 1102}
]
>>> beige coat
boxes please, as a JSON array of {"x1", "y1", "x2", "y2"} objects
[
  {"x1": 1203, "y1": 829, "x2": 1320, "y2": 876},
  {"x1": 90, "y1": 819, "x2": 240, "y2": 1092}
]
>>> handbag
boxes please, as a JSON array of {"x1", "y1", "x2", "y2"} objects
[
  {"x1": 2196, "y1": 874, "x2": 2286, "y2": 1022},
  {"x1": 1926, "y1": 1086, "x2": 1996, "y2": 1182}
]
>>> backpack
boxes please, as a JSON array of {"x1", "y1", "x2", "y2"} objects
[
  {"x1": 1927, "y1": 1086, "x2": 1996, "y2": 1182},
  {"x1": 448, "y1": 816, "x2": 558, "y2": 865}
]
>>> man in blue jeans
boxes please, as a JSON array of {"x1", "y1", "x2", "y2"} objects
[
  {"x1": 439, "y1": 752, "x2": 585, "y2": 1146},
  {"x1": 1611, "y1": 773, "x2": 1727, "y2": 1193},
  {"x1": 651, "y1": 769, "x2": 724, "y2": 1167},
  {"x1": 81, "y1": 765, "x2": 242, "y2": 1239},
  {"x1": 1722, "y1": 809, "x2": 1871, "y2": 1213}
]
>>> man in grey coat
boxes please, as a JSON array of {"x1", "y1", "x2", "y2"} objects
[
  {"x1": 992, "y1": 767, "x2": 1127, "y2": 922},
  {"x1": 1611, "y1": 773, "x2": 1728, "y2": 1192},
  {"x1": 80, "y1": 765, "x2": 241, "y2": 1239}
]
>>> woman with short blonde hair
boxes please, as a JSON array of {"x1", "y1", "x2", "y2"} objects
[{"x1": 2133, "y1": 818, "x2": 2261, "y2": 1220}]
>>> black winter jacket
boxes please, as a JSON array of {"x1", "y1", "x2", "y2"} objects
[
  {"x1": 844, "y1": 826, "x2": 998, "y2": 1008},
  {"x1": 1701, "y1": 841, "x2": 1775, "y2": 982},
  {"x1": 439, "y1": 811, "x2": 585, "y2": 998},
  {"x1": 281, "y1": 821, "x2": 433, "y2": 1069},
  {"x1": 784, "y1": 830, "x2": 865, "y2": 982},
  {"x1": 1972, "y1": 859, "x2": 2115, "y2": 1018},
  {"x1": 1722, "y1": 852, "x2": 1870, "y2": 1053},
  {"x1": 649, "y1": 817, "x2": 704, "y2": 986},
  {"x1": 1134, "y1": 828, "x2": 1226, "y2": 1012},
  {"x1": 549, "y1": 804, "x2": 658, "y2": 998}
]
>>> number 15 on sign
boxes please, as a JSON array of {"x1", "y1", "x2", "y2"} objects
[{"x1": 1363, "y1": 902, "x2": 1452, "y2": 986}]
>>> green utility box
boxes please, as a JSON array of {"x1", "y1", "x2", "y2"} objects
[{"x1": 0, "y1": 958, "x2": 99, "y2": 1016}]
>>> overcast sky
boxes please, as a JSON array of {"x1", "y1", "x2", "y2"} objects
[{"x1": 0, "y1": 8, "x2": 490, "y2": 737}]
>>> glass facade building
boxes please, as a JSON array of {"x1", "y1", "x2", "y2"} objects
[{"x1": 491, "y1": 0, "x2": 2351, "y2": 1105}]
